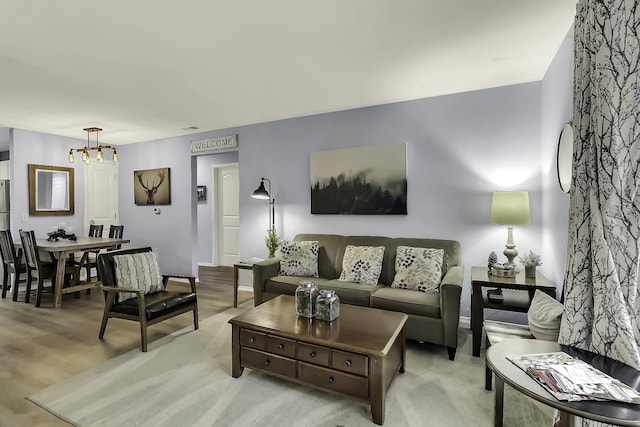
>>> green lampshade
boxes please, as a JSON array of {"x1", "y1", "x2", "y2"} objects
[{"x1": 490, "y1": 191, "x2": 531, "y2": 225}]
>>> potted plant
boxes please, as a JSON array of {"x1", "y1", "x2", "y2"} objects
[
  {"x1": 265, "y1": 227, "x2": 281, "y2": 258},
  {"x1": 519, "y1": 250, "x2": 542, "y2": 278}
]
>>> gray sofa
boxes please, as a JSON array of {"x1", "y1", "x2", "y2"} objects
[{"x1": 252, "y1": 234, "x2": 463, "y2": 360}]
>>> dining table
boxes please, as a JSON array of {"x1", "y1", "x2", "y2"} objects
[{"x1": 30, "y1": 236, "x2": 130, "y2": 308}]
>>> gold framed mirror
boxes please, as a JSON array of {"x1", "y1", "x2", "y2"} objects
[{"x1": 28, "y1": 164, "x2": 75, "y2": 216}]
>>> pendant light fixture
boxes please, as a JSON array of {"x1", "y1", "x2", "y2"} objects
[{"x1": 68, "y1": 127, "x2": 118, "y2": 164}]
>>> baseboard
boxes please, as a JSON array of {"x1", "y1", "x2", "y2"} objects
[{"x1": 459, "y1": 316, "x2": 470, "y2": 329}]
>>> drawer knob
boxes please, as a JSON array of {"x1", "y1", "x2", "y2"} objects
[
  {"x1": 248, "y1": 337, "x2": 255, "y2": 343},
  {"x1": 345, "y1": 360, "x2": 352, "y2": 367},
  {"x1": 328, "y1": 376, "x2": 335, "y2": 384},
  {"x1": 310, "y1": 351, "x2": 317, "y2": 358},
  {"x1": 264, "y1": 359, "x2": 270, "y2": 366},
  {"x1": 278, "y1": 343, "x2": 284, "y2": 350}
]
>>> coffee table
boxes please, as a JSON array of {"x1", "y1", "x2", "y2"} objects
[{"x1": 229, "y1": 295, "x2": 408, "y2": 425}]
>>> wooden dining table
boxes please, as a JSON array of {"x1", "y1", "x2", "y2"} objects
[{"x1": 30, "y1": 236, "x2": 130, "y2": 308}]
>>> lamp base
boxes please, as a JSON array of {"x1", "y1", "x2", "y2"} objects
[{"x1": 503, "y1": 226, "x2": 518, "y2": 270}]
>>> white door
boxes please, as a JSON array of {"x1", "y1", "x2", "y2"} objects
[
  {"x1": 84, "y1": 161, "x2": 119, "y2": 235},
  {"x1": 214, "y1": 164, "x2": 239, "y2": 266}
]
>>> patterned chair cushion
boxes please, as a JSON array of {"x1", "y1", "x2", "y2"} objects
[
  {"x1": 114, "y1": 251, "x2": 164, "y2": 302},
  {"x1": 279, "y1": 240, "x2": 320, "y2": 277},
  {"x1": 391, "y1": 246, "x2": 444, "y2": 293},
  {"x1": 337, "y1": 245, "x2": 385, "y2": 285}
]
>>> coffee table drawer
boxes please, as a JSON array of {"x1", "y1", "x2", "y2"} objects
[
  {"x1": 298, "y1": 343, "x2": 330, "y2": 366},
  {"x1": 267, "y1": 335, "x2": 297, "y2": 358},
  {"x1": 240, "y1": 329, "x2": 266, "y2": 350},
  {"x1": 332, "y1": 349, "x2": 368, "y2": 376},
  {"x1": 298, "y1": 362, "x2": 369, "y2": 400},
  {"x1": 242, "y1": 347, "x2": 296, "y2": 378}
]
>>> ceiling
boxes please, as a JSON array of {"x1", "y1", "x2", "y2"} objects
[{"x1": 0, "y1": 0, "x2": 576, "y2": 146}]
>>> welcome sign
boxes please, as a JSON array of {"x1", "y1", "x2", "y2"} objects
[{"x1": 191, "y1": 134, "x2": 237, "y2": 154}]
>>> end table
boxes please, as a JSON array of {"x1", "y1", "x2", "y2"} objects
[
  {"x1": 232, "y1": 262, "x2": 253, "y2": 308},
  {"x1": 471, "y1": 265, "x2": 556, "y2": 357}
]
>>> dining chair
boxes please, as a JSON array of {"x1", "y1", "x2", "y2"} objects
[
  {"x1": 19, "y1": 229, "x2": 58, "y2": 307},
  {"x1": 71, "y1": 224, "x2": 104, "y2": 282},
  {"x1": 108, "y1": 225, "x2": 125, "y2": 250},
  {"x1": 0, "y1": 230, "x2": 27, "y2": 301}
]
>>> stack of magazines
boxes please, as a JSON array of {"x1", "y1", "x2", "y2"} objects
[{"x1": 507, "y1": 352, "x2": 640, "y2": 403}]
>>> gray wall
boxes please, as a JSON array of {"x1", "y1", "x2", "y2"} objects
[
  {"x1": 10, "y1": 128, "x2": 86, "y2": 237},
  {"x1": 541, "y1": 29, "x2": 573, "y2": 291},
  {"x1": 5, "y1": 35, "x2": 573, "y2": 319}
]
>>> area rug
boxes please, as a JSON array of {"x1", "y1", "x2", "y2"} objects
[{"x1": 28, "y1": 308, "x2": 553, "y2": 426}]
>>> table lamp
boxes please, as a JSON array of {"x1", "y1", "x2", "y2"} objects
[{"x1": 490, "y1": 191, "x2": 531, "y2": 269}]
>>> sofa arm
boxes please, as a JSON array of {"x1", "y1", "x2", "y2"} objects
[
  {"x1": 252, "y1": 257, "x2": 281, "y2": 306},
  {"x1": 440, "y1": 265, "x2": 463, "y2": 349}
]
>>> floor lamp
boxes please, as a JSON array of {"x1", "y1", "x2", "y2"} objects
[
  {"x1": 251, "y1": 177, "x2": 275, "y2": 232},
  {"x1": 490, "y1": 191, "x2": 531, "y2": 270}
]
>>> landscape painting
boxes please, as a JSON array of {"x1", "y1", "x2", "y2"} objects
[
  {"x1": 310, "y1": 142, "x2": 407, "y2": 214},
  {"x1": 134, "y1": 167, "x2": 171, "y2": 205}
]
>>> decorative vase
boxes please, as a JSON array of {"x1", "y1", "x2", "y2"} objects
[
  {"x1": 295, "y1": 281, "x2": 319, "y2": 318},
  {"x1": 315, "y1": 289, "x2": 340, "y2": 321},
  {"x1": 525, "y1": 266, "x2": 536, "y2": 279}
]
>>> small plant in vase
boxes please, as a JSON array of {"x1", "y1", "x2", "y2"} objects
[
  {"x1": 519, "y1": 250, "x2": 542, "y2": 278},
  {"x1": 265, "y1": 227, "x2": 281, "y2": 258}
]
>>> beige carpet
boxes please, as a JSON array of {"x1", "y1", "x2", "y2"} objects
[{"x1": 28, "y1": 308, "x2": 553, "y2": 426}]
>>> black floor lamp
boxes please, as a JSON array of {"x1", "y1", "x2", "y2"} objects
[{"x1": 251, "y1": 177, "x2": 275, "y2": 232}]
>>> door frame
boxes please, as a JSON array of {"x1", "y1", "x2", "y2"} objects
[
  {"x1": 84, "y1": 160, "x2": 119, "y2": 234},
  {"x1": 212, "y1": 162, "x2": 239, "y2": 266}
]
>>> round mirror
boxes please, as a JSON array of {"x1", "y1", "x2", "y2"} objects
[{"x1": 557, "y1": 122, "x2": 573, "y2": 193}]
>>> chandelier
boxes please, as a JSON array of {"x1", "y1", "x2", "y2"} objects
[{"x1": 68, "y1": 127, "x2": 118, "y2": 164}]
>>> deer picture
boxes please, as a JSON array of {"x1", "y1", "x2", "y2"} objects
[{"x1": 136, "y1": 170, "x2": 166, "y2": 205}]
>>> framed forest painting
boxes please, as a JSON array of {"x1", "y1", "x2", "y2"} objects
[
  {"x1": 310, "y1": 142, "x2": 407, "y2": 214},
  {"x1": 134, "y1": 167, "x2": 171, "y2": 205}
]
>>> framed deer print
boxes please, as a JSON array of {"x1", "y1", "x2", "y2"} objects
[{"x1": 134, "y1": 167, "x2": 171, "y2": 205}]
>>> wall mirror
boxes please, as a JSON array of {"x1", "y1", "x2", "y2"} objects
[
  {"x1": 557, "y1": 122, "x2": 574, "y2": 194},
  {"x1": 28, "y1": 164, "x2": 75, "y2": 216}
]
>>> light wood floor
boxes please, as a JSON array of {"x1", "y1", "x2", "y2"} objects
[{"x1": 0, "y1": 266, "x2": 253, "y2": 427}]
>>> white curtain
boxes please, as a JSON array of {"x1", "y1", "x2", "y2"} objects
[{"x1": 559, "y1": 2, "x2": 640, "y2": 424}]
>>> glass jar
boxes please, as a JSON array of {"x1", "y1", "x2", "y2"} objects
[
  {"x1": 315, "y1": 289, "x2": 340, "y2": 321},
  {"x1": 295, "y1": 281, "x2": 319, "y2": 318}
]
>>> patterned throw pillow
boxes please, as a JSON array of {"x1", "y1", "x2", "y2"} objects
[
  {"x1": 279, "y1": 240, "x2": 319, "y2": 277},
  {"x1": 391, "y1": 246, "x2": 444, "y2": 293},
  {"x1": 337, "y1": 245, "x2": 385, "y2": 285},
  {"x1": 114, "y1": 252, "x2": 164, "y2": 302}
]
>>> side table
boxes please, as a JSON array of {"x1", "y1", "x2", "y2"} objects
[
  {"x1": 471, "y1": 265, "x2": 556, "y2": 357},
  {"x1": 232, "y1": 262, "x2": 253, "y2": 308}
]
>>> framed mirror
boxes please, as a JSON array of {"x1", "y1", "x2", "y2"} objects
[
  {"x1": 28, "y1": 164, "x2": 75, "y2": 216},
  {"x1": 557, "y1": 122, "x2": 574, "y2": 194}
]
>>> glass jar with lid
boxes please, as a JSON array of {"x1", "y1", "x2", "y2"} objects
[
  {"x1": 295, "y1": 281, "x2": 319, "y2": 318},
  {"x1": 315, "y1": 289, "x2": 340, "y2": 321}
]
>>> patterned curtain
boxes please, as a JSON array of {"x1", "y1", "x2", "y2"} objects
[{"x1": 559, "y1": 0, "x2": 640, "y2": 383}]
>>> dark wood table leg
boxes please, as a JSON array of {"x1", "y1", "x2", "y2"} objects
[
  {"x1": 369, "y1": 356, "x2": 385, "y2": 425},
  {"x1": 494, "y1": 375, "x2": 504, "y2": 427},
  {"x1": 472, "y1": 282, "x2": 483, "y2": 357},
  {"x1": 232, "y1": 265, "x2": 239, "y2": 308},
  {"x1": 231, "y1": 325, "x2": 243, "y2": 378}
]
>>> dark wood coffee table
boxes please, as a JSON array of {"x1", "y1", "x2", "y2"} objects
[{"x1": 229, "y1": 295, "x2": 408, "y2": 425}]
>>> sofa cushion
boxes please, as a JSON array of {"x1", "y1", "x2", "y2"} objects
[
  {"x1": 370, "y1": 287, "x2": 441, "y2": 318},
  {"x1": 391, "y1": 246, "x2": 444, "y2": 293},
  {"x1": 278, "y1": 240, "x2": 319, "y2": 277},
  {"x1": 527, "y1": 290, "x2": 563, "y2": 341},
  {"x1": 265, "y1": 276, "x2": 332, "y2": 297},
  {"x1": 113, "y1": 251, "x2": 164, "y2": 302},
  {"x1": 320, "y1": 279, "x2": 378, "y2": 306},
  {"x1": 337, "y1": 245, "x2": 385, "y2": 285}
]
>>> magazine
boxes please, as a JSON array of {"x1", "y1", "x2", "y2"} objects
[
  {"x1": 507, "y1": 352, "x2": 640, "y2": 403},
  {"x1": 240, "y1": 257, "x2": 266, "y2": 265}
]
